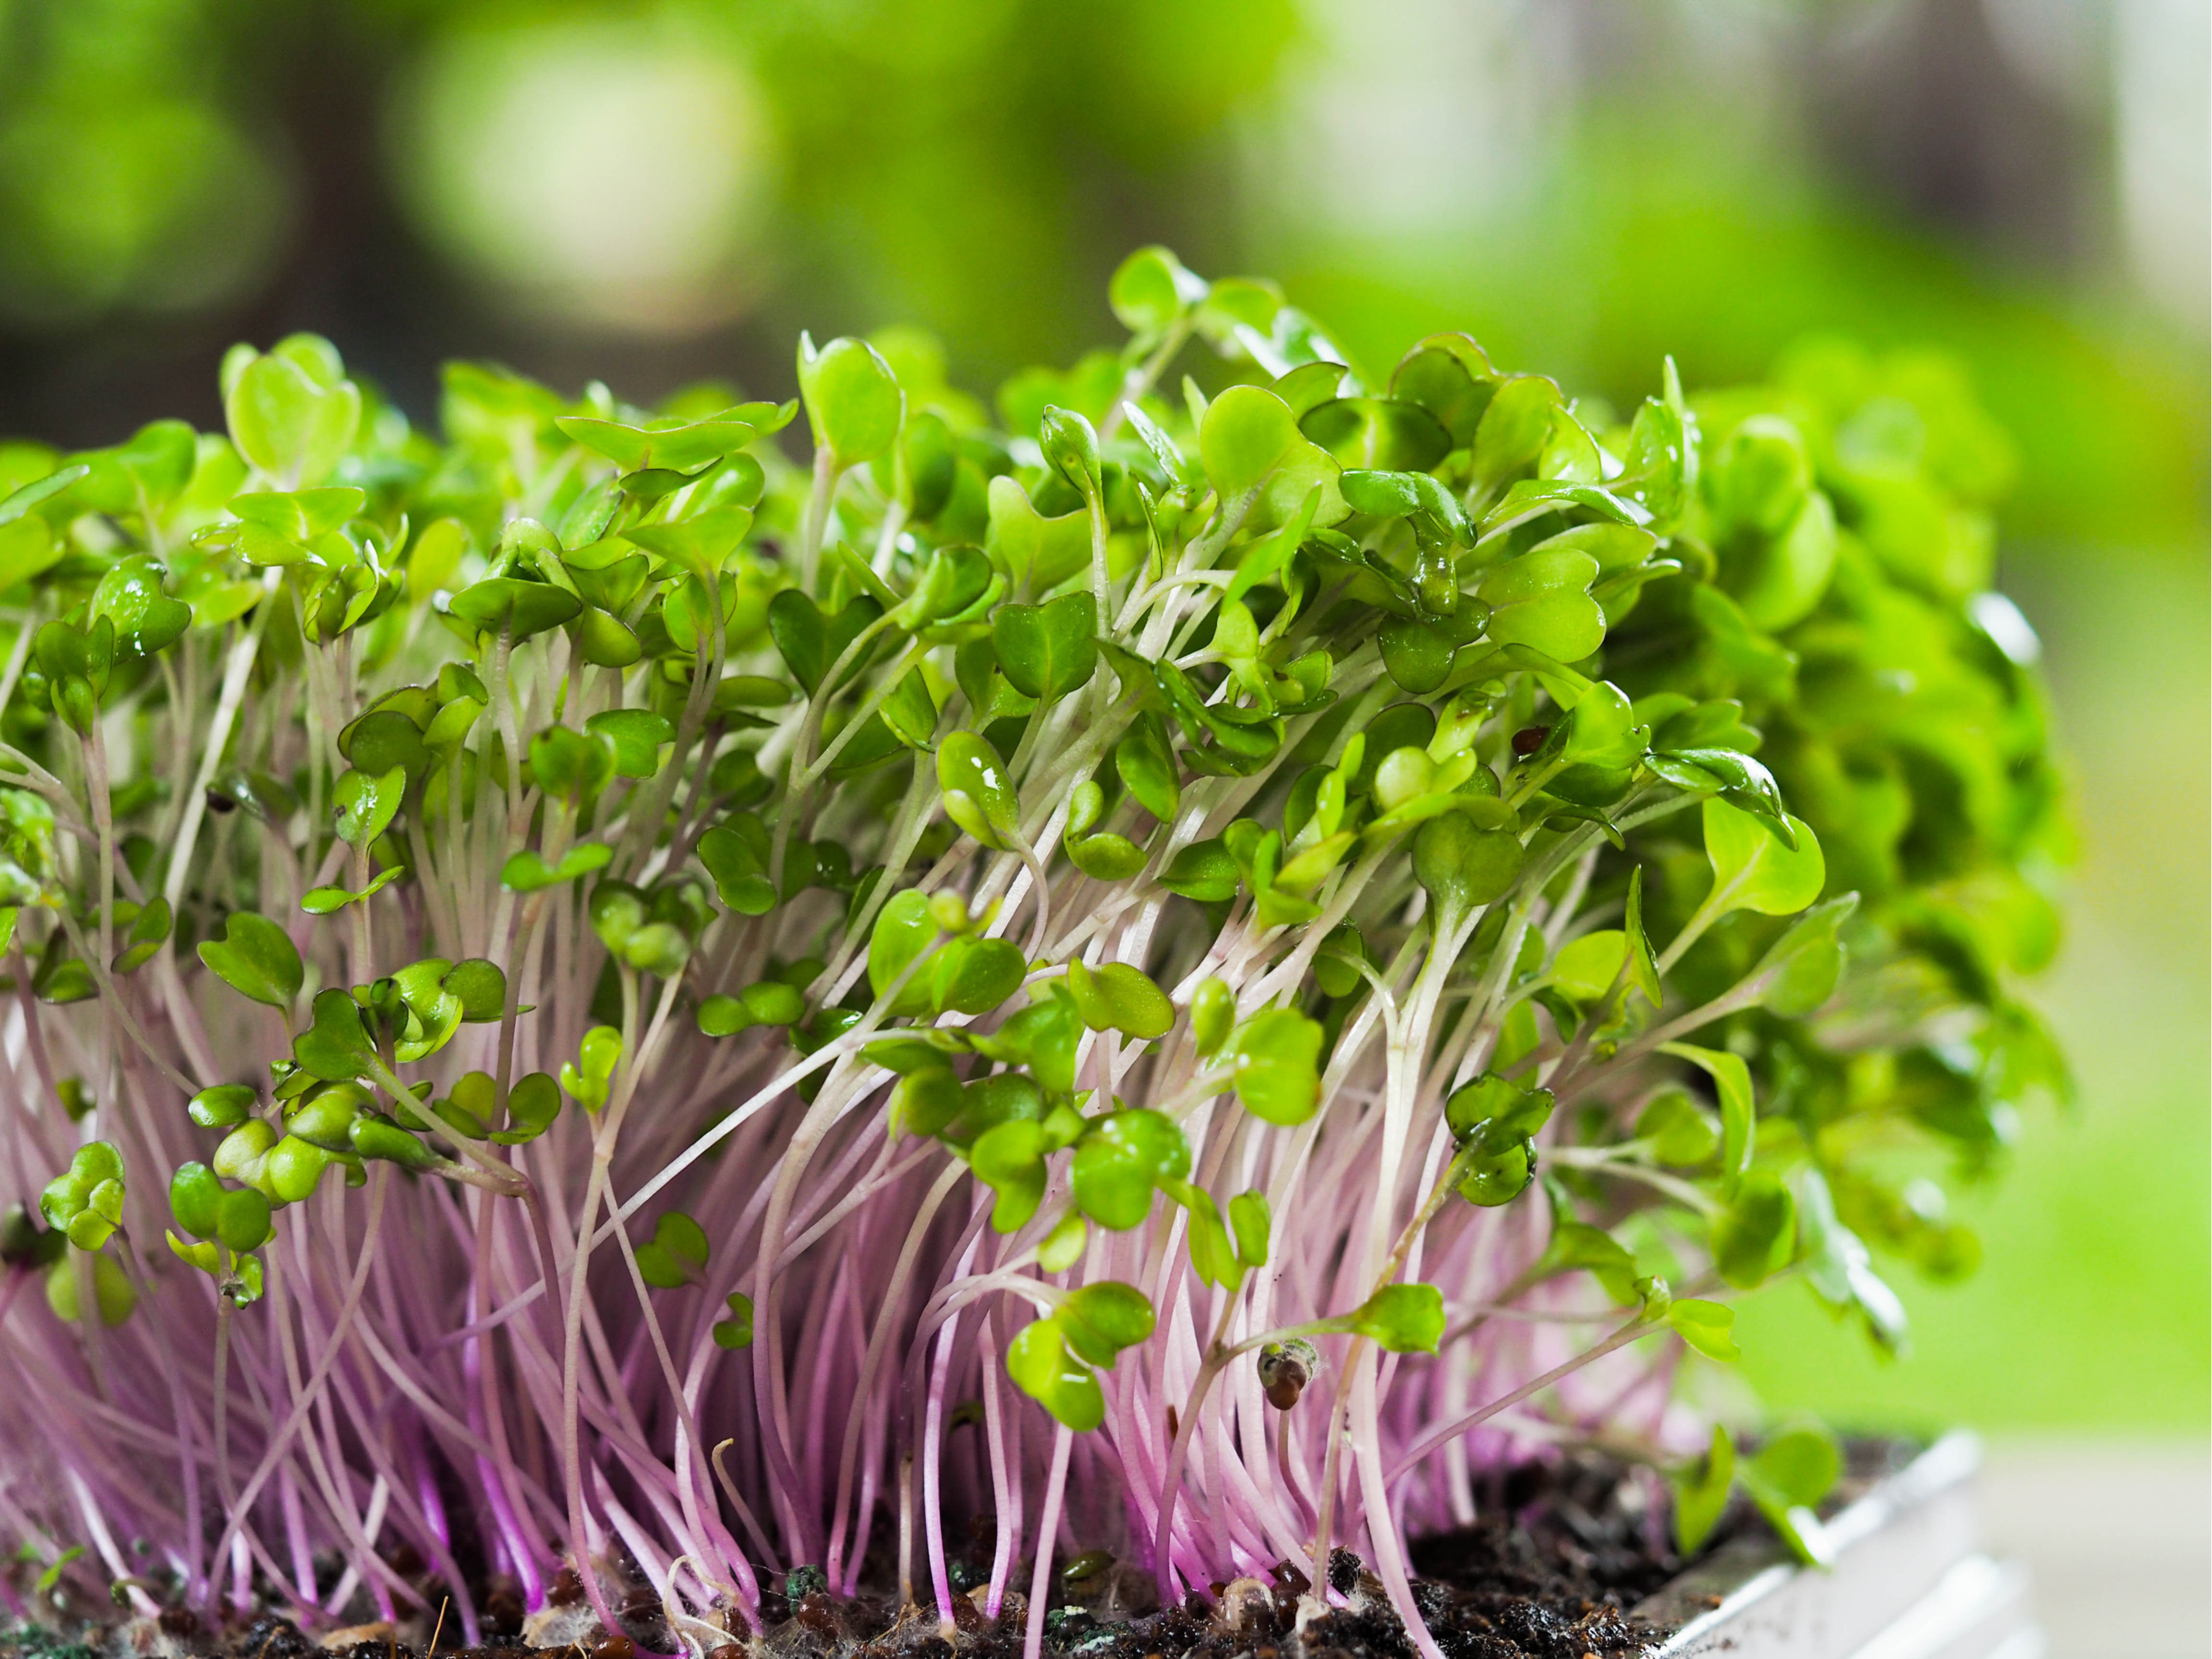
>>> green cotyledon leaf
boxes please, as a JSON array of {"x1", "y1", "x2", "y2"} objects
[
  {"x1": 1065, "y1": 959, "x2": 1173, "y2": 1040},
  {"x1": 198, "y1": 911, "x2": 303, "y2": 1011},
  {"x1": 1006, "y1": 1316, "x2": 1105, "y2": 1431},
  {"x1": 1672, "y1": 1426, "x2": 1735, "y2": 1555},
  {"x1": 1071, "y1": 1109, "x2": 1191, "y2": 1231},
  {"x1": 937, "y1": 730, "x2": 1021, "y2": 849},
  {"x1": 1059, "y1": 1282, "x2": 1155, "y2": 1363},
  {"x1": 1660, "y1": 1041, "x2": 1756, "y2": 1196},
  {"x1": 1224, "y1": 1008, "x2": 1323, "y2": 1125},
  {"x1": 992, "y1": 592, "x2": 1098, "y2": 702},
  {"x1": 1699, "y1": 799, "x2": 1825, "y2": 916},
  {"x1": 798, "y1": 333, "x2": 904, "y2": 467},
  {"x1": 1347, "y1": 1282, "x2": 1445, "y2": 1352}
]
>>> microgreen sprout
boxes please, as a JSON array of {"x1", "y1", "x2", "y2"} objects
[{"x1": 0, "y1": 247, "x2": 2062, "y2": 1653}]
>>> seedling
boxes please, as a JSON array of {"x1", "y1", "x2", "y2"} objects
[{"x1": 0, "y1": 249, "x2": 2062, "y2": 1656}]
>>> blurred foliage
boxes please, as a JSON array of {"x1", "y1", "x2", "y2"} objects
[
  {"x1": 0, "y1": 0, "x2": 1299, "y2": 378},
  {"x1": 0, "y1": 0, "x2": 291, "y2": 324},
  {"x1": 1270, "y1": 106, "x2": 2207, "y2": 561}
]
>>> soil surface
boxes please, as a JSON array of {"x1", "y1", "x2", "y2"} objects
[{"x1": 2, "y1": 1443, "x2": 1917, "y2": 1659}]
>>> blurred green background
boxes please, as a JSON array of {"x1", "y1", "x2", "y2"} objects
[{"x1": 0, "y1": 0, "x2": 2203, "y2": 1435}]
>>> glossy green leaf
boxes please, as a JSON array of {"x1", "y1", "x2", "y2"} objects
[
  {"x1": 339, "y1": 710, "x2": 432, "y2": 782},
  {"x1": 226, "y1": 340, "x2": 361, "y2": 487},
  {"x1": 698, "y1": 825, "x2": 776, "y2": 916},
  {"x1": 931, "y1": 935, "x2": 1027, "y2": 1016},
  {"x1": 1060, "y1": 1281, "x2": 1156, "y2": 1363},
  {"x1": 1711, "y1": 1171, "x2": 1797, "y2": 1289},
  {"x1": 0, "y1": 463, "x2": 90, "y2": 530},
  {"x1": 1701, "y1": 799, "x2": 1825, "y2": 917},
  {"x1": 1476, "y1": 545, "x2": 1605, "y2": 662},
  {"x1": 586, "y1": 881, "x2": 645, "y2": 954},
  {"x1": 971, "y1": 1119, "x2": 1050, "y2": 1232},
  {"x1": 284, "y1": 1083, "x2": 366, "y2": 1151},
  {"x1": 1225, "y1": 1008, "x2": 1323, "y2": 1125},
  {"x1": 1624, "y1": 866, "x2": 1663, "y2": 1006},
  {"x1": 1037, "y1": 1213, "x2": 1088, "y2": 1274},
  {"x1": 1412, "y1": 812, "x2": 1523, "y2": 916},
  {"x1": 34, "y1": 616, "x2": 112, "y2": 733},
  {"x1": 1379, "y1": 619, "x2": 1456, "y2": 694},
  {"x1": 1109, "y1": 245, "x2": 1206, "y2": 336},
  {"x1": 1742, "y1": 1422, "x2": 1842, "y2": 1567},
  {"x1": 1471, "y1": 375, "x2": 1559, "y2": 483},
  {"x1": 1064, "y1": 782, "x2": 1148, "y2": 880},
  {"x1": 349, "y1": 1114, "x2": 440, "y2": 1170},
  {"x1": 892, "y1": 542, "x2": 996, "y2": 633},
  {"x1": 40, "y1": 1142, "x2": 125, "y2": 1251},
  {"x1": 188, "y1": 1085, "x2": 256, "y2": 1129},
  {"x1": 559, "y1": 1025, "x2": 623, "y2": 1112},
  {"x1": 1006, "y1": 1316, "x2": 1104, "y2": 1431},
  {"x1": 992, "y1": 593, "x2": 1097, "y2": 702},
  {"x1": 1635, "y1": 1090, "x2": 1720, "y2": 1167},
  {"x1": 1672, "y1": 1425, "x2": 1736, "y2": 1555},
  {"x1": 90, "y1": 556, "x2": 191, "y2": 659},
  {"x1": 198, "y1": 911, "x2": 302, "y2": 1011},
  {"x1": 333, "y1": 767, "x2": 404, "y2": 848},
  {"x1": 1559, "y1": 681, "x2": 1648, "y2": 770},
  {"x1": 293, "y1": 988, "x2": 376, "y2": 1083},
  {"x1": 986, "y1": 474, "x2": 1091, "y2": 594},
  {"x1": 868, "y1": 889, "x2": 939, "y2": 1012},
  {"x1": 937, "y1": 730, "x2": 1021, "y2": 849},
  {"x1": 1066, "y1": 959, "x2": 1173, "y2": 1040},
  {"x1": 530, "y1": 726, "x2": 617, "y2": 803},
  {"x1": 264, "y1": 1135, "x2": 330, "y2": 1203},
  {"x1": 1039, "y1": 405, "x2": 1103, "y2": 500},
  {"x1": 447, "y1": 578, "x2": 582, "y2": 641},
  {"x1": 712, "y1": 1291, "x2": 756, "y2": 1349},
  {"x1": 1746, "y1": 1423, "x2": 1842, "y2": 1511},
  {"x1": 635, "y1": 1210, "x2": 710, "y2": 1289},
  {"x1": 880, "y1": 667, "x2": 940, "y2": 749},
  {"x1": 798, "y1": 334, "x2": 904, "y2": 467},
  {"x1": 1660, "y1": 1042, "x2": 1756, "y2": 1194},
  {"x1": 1227, "y1": 1189, "x2": 1271, "y2": 1267},
  {"x1": 740, "y1": 980, "x2": 805, "y2": 1026},
  {"x1": 489, "y1": 1071, "x2": 557, "y2": 1150},
  {"x1": 1552, "y1": 930, "x2": 1627, "y2": 1003},
  {"x1": 586, "y1": 710, "x2": 673, "y2": 779},
  {"x1": 1348, "y1": 1282, "x2": 1445, "y2": 1352},
  {"x1": 211, "y1": 1119, "x2": 275, "y2": 1186},
  {"x1": 169, "y1": 1162, "x2": 224, "y2": 1241},
  {"x1": 1754, "y1": 894, "x2": 1858, "y2": 1016},
  {"x1": 442, "y1": 958, "x2": 507, "y2": 1023},
  {"x1": 1115, "y1": 714, "x2": 1180, "y2": 822},
  {"x1": 1301, "y1": 398, "x2": 1452, "y2": 473},
  {"x1": 501, "y1": 841, "x2": 612, "y2": 892},
  {"x1": 1072, "y1": 1109, "x2": 1190, "y2": 1230},
  {"x1": 557, "y1": 408, "x2": 760, "y2": 474},
  {"x1": 1666, "y1": 1297, "x2": 1741, "y2": 1362},
  {"x1": 1198, "y1": 384, "x2": 1302, "y2": 495},
  {"x1": 1158, "y1": 837, "x2": 1237, "y2": 902},
  {"x1": 1539, "y1": 1220, "x2": 1641, "y2": 1304},
  {"x1": 1443, "y1": 1072, "x2": 1553, "y2": 1206},
  {"x1": 1190, "y1": 977, "x2": 1234, "y2": 1058},
  {"x1": 1652, "y1": 746, "x2": 1790, "y2": 830}
]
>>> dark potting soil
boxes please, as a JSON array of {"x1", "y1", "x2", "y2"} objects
[{"x1": 1, "y1": 1442, "x2": 1919, "y2": 1659}]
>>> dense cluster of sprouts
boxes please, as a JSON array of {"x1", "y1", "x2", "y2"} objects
[{"x1": 0, "y1": 250, "x2": 2063, "y2": 1656}]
